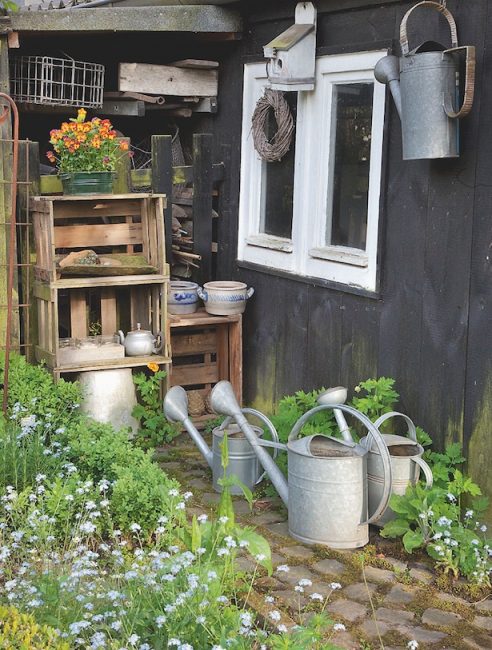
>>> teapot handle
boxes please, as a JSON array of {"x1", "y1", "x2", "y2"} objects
[
  {"x1": 153, "y1": 331, "x2": 163, "y2": 355},
  {"x1": 400, "y1": 1, "x2": 458, "y2": 56},
  {"x1": 442, "y1": 45, "x2": 476, "y2": 119},
  {"x1": 117, "y1": 330, "x2": 125, "y2": 344}
]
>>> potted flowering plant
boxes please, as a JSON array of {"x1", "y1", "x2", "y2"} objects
[{"x1": 46, "y1": 108, "x2": 130, "y2": 195}]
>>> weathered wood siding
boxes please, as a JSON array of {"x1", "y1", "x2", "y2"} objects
[{"x1": 212, "y1": 0, "x2": 492, "y2": 521}]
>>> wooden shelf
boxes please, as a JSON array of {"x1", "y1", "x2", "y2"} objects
[
  {"x1": 32, "y1": 193, "x2": 164, "y2": 202},
  {"x1": 169, "y1": 308, "x2": 241, "y2": 328},
  {"x1": 54, "y1": 354, "x2": 171, "y2": 374},
  {"x1": 52, "y1": 274, "x2": 169, "y2": 289}
]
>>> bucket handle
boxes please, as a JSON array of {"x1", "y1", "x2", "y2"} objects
[
  {"x1": 369, "y1": 411, "x2": 433, "y2": 489},
  {"x1": 288, "y1": 403, "x2": 393, "y2": 525},
  {"x1": 442, "y1": 45, "x2": 476, "y2": 119},
  {"x1": 400, "y1": 1, "x2": 458, "y2": 56},
  {"x1": 219, "y1": 407, "x2": 280, "y2": 484}
]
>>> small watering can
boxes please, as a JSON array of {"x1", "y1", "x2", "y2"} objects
[
  {"x1": 360, "y1": 411, "x2": 433, "y2": 527},
  {"x1": 210, "y1": 381, "x2": 393, "y2": 549},
  {"x1": 164, "y1": 386, "x2": 278, "y2": 495},
  {"x1": 375, "y1": 1, "x2": 475, "y2": 160}
]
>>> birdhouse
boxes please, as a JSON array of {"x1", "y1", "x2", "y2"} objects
[{"x1": 263, "y1": 2, "x2": 317, "y2": 91}]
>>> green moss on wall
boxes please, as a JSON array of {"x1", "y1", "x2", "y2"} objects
[{"x1": 467, "y1": 375, "x2": 492, "y2": 527}]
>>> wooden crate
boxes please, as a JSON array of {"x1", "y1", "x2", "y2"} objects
[
  {"x1": 169, "y1": 309, "x2": 242, "y2": 426},
  {"x1": 31, "y1": 193, "x2": 167, "y2": 282},
  {"x1": 35, "y1": 281, "x2": 170, "y2": 376}
]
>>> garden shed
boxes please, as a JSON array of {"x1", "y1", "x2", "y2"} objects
[{"x1": 0, "y1": 0, "x2": 490, "y2": 520}]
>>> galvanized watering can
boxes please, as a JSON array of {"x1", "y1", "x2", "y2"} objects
[
  {"x1": 360, "y1": 411, "x2": 433, "y2": 527},
  {"x1": 375, "y1": 1, "x2": 475, "y2": 160},
  {"x1": 164, "y1": 386, "x2": 278, "y2": 495},
  {"x1": 209, "y1": 381, "x2": 393, "y2": 549}
]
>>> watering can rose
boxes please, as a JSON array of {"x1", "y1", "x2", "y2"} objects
[{"x1": 46, "y1": 108, "x2": 129, "y2": 172}]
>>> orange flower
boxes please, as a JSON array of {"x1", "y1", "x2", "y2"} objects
[
  {"x1": 147, "y1": 362, "x2": 159, "y2": 373},
  {"x1": 119, "y1": 141, "x2": 129, "y2": 151},
  {"x1": 77, "y1": 108, "x2": 87, "y2": 122}
]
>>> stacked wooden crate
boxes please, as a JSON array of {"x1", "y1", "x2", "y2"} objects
[{"x1": 31, "y1": 193, "x2": 170, "y2": 379}]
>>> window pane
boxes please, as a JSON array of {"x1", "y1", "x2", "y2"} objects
[
  {"x1": 260, "y1": 93, "x2": 297, "y2": 239},
  {"x1": 327, "y1": 82, "x2": 373, "y2": 250}
]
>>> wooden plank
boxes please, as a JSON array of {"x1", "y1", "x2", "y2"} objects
[
  {"x1": 7, "y1": 6, "x2": 243, "y2": 34},
  {"x1": 119, "y1": 63, "x2": 218, "y2": 97},
  {"x1": 100, "y1": 288, "x2": 117, "y2": 335},
  {"x1": 154, "y1": 196, "x2": 166, "y2": 275},
  {"x1": 152, "y1": 135, "x2": 173, "y2": 265},
  {"x1": 54, "y1": 274, "x2": 167, "y2": 289},
  {"x1": 70, "y1": 290, "x2": 87, "y2": 339},
  {"x1": 192, "y1": 134, "x2": 214, "y2": 284},
  {"x1": 216, "y1": 322, "x2": 230, "y2": 382},
  {"x1": 169, "y1": 309, "x2": 240, "y2": 328},
  {"x1": 171, "y1": 362, "x2": 219, "y2": 387},
  {"x1": 130, "y1": 286, "x2": 150, "y2": 330},
  {"x1": 171, "y1": 330, "x2": 217, "y2": 356},
  {"x1": 101, "y1": 100, "x2": 145, "y2": 117},
  {"x1": 113, "y1": 137, "x2": 131, "y2": 195},
  {"x1": 170, "y1": 59, "x2": 219, "y2": 69},
  {"x1": 54, "y1": 222, "x2": 143, "y2": 248},
  {"x1": 33, "y1": 193, "x2": 158, "y2": 202},
  {"x1": 54, "y1": 355, "x2": 171, "y2": 373},
  {"x1": 33, "y1": 281, "x2": 53, "y2": 302},
  {"x1": 53, "y1": 200, "x2": 142, "y2": 220}
]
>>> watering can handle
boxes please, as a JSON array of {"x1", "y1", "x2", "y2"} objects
[
  {"x1": 413, "y1": 456, "x2": 434, "y2": 488},
  {"x1": 219, "y1": 408, "x2": 281, "y2": 484},
  {"x1": 371, "y1": 411, "x2": 418, "y2": 443},
  {"x1": 287, "y1": 403, "x2": 392, "y2": 525},
  {"x1": 400, "y1": 1, "x2": 458, "y2": 56},
  {"x1": 442, "y1": 45, "x2": 476, "y2": 119}
]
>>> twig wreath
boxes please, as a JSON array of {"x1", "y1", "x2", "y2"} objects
[{"x1": 251, "y1": 88, "x2": 295, "y2": 162}]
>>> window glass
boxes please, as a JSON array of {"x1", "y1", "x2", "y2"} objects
[
  {"x1": 260, "y1": 93, "x2": 297, "y2": 239},
  {"x1": 327, "y1": 82, "x2": 373, "y2": 250}
]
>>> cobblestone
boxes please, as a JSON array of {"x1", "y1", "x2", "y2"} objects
[
  {"x1": 279, "y1": 545, "x2": 315, "y2": 561},
  {"x1": 421, "y1": 607, "x2": 462, "y2": 627},
  {"x1": 397, "y1": 625, "x2": 447, "y2": 644},
  {"x1": 384, "y1": 584, "x2": 416, "y2": 606},
  {"x1": 327, "y1": 599, "x2": 367, "y2": 622},
  {"x1": 473, "y1": 615, "x2": 492, "y2": 632},
  {"x1": 249, "y1": 511, "x2": 286, "y2": 525},
  {"x1": 363, "y1": 565, "x2": 397, "y2": 583},
  {"x1": 272, "y1": 589, "x2": 307, "y2": 611},
  {"x1": 474, "y1": 598, "x2": 492, "y2": 613},
  {"x1": 264, "y1": 521, "x2": 290, "y2": 538},
  {"x1": 343, "y1": 581, "x2": 377, "y2": 602},
  {"x1": 360, "y1": 619, "x2": 390, "y2": 639},
  {"x1": 376, "y1": 607, "x2": 415, "y2": 625},
  {"x1": 312, "y1": 558, "x2": 345, "y2": 576},
  {"x1": 409, "y1": 564, "x2": 434, "y2": 584}
]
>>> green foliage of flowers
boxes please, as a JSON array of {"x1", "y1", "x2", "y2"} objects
[
  {"x1": 351, "y1": 377, "x2": 399, "y2": 421},
  {"x1": 132, "y1": 369, "x2": 180, "y2": 449},
  {"x1": 0, "y1": 605, "x2": 69, "y2": 649}
]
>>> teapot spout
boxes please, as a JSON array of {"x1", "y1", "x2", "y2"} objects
[
  {"x1": 374, "y1": 55, "x2": 402, "y2": 119},
  {"x1": 164, "y1": 386, "x2": 213, "y2": 468},
  {"x1": 210, "y1": 381, "x2": 289, "y2": 506}
]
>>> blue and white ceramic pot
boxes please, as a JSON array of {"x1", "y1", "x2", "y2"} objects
[
  {"x1": 168, "y1": 281, "x2": 200, "y2": 315},
  {"x1": 197, "y1": 281, "x2": 254, "y2": 316}
]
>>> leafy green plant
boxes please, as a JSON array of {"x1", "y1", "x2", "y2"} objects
[
  {"x1": 351, "y1": 377, "x2": 399, "y2": 422},
  {"x1": 132, "y1": 369, "x2": 179, "y2": 448},
  {"x1": 0, "y1": 605, "x2": 69, "y2": 649},
  {"x1": 271, "y1": 388, "x2": 337, "y2": 444}
]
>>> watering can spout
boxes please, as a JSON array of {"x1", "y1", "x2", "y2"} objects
[
  {"x1": 374, "y1": 55, "x2": 402, "y2": 119},
  {"x1": 210, "y1": 381, "x2": 289, "y2": 506},
  {"x1": 317, "y1": 386, "x2": 353, "y2": 443},
  {"x1": 164, "y1": 386, "x2": 213, "y2": 469}
]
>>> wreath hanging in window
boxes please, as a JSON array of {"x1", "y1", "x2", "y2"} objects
[{"x1": 251, "y1": 88, "x2": 295, "y2": 162}]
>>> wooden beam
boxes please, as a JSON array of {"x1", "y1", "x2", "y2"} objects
[
  {"x1": 192, "y1": 133, "x2": 214, "y2": 285},
  {"x1": 5, "y1": 6, "x2": 242, "y2": 34},
  {"x1": 151, "y1": 135, "x2": 173, "y2": 266},
  {"x1": 119, "y1": 63, "x2": 218, "y2": 97}
]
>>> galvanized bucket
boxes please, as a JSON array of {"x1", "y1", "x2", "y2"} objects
[
  {"x1": 212, "y1": 408, "x2": 278, "y2": 495},
  {"x1": 398, "y1": 1, "x2": 475, "y2": 160},
  {"x1": 361, "y1": 412, "x2": 433, "y2": 527},
  {"x1": 285, "y1": 404, "x2": 393, "y2": 549}
]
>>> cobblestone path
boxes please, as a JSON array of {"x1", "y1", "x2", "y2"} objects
[{"x1": 158, "y1": 434, "x2": 492, "y2": 650}]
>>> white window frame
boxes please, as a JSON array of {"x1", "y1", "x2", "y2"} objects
[{"x1": 237, "y1": 50, "x2": 387, "y2": 292}]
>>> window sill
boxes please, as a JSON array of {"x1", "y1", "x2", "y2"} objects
[
  {"x1": 309, "y1": 245, "x2": 368, "y2": 268},
  {"x1": 245, "y1": 235, "x2": 293, "y2": 253},
  {"x1": 236, "y1": 259, "x2": 381, "y2": 300}
]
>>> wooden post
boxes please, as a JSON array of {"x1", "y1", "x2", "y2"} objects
[
  {"x1": 151, "y1": 135, "x2": 173, "y2": 266},
  {"x1": 192, "y1": 133, "x2": 213, "y2": 284},
  {"x1": 18, "y1": 141, "x2": 40, "y2": 361},
  {"x1": 0, "y1": 35, "x2": 17, "y2": 352},
  {"x1": 113, "y1": 137, "x2": 131, "y2": 194}
]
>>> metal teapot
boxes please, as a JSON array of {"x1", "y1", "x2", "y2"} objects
[
  {"x1": 210, "y1": 381, "x2": 393, "y2": 549},
  {"x1": 118, "y1": 323, "x2": 163, "y2": 357},
  {"x1": 360, "y1": 411, "x2": 433, "y2": 527},
  {"x1": 164, "y1": 386, "x2": 279, "y2": 495},
  {"x1": 375, "y1": 1, "x2": 475, "y2": 160}
]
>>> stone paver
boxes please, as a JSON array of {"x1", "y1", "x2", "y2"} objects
[
  {"x1": 361, "y1": 619, "x2": 390, "y2": 639},
  {"x1": 473, "y1": 615, "x2": 492, "y2": 632},
  {"x1": 383, "y1": 556, "x2": 408, "y2": 572},
  {"x1": 464, "y1": 636, "x2": 492, "y2": 650},
  {"x1": 327, "y1": 599, "x2": 367, "y2": 622},
  {"x1": 421, "y1": 607, "x2": 462, "y2": 627},
  {"x1": 330, "y1": 629, "x2": 359, "y2": 650},
  {"x1": 397, "y1": 625, "x2": 447, "y2": 644},
  {"x1": 159, "y1": 461, "x2": 182, "y2": 471},
  {"x1": 474, "y1": 599, "x2": 492, "y2": 613},
  {"x1": 376, "y1": 607, "x2": 415, "y2": 625},
  {"x1": 264, "y1": 521, "x2": 290, "y2": 537},
  {"x1": 235, "y1": 555, "x2": 256, "y2": 573},
  {"x1": 363, "y1": 565, "x2": 397, "y2": 583},
  {"x1": 233, "y1": 500, "x2": 252, "y2": 515},
  {"x1": 438, "y1": 591, "x2": 470, "y2": 607},
  {"x1": 187, "y1": 477, "x2": 209, "y2": 489},
  {"x1": 343, "y1": 581, "x2": 377, "y2": 602},
  {"x1": 312, "y1": 558, "x2": 345, "y2": 577},
  {"x1": 200, "y1": 492, "x2": 221, "y2": 504},
  {"x1": 409, "y1": 564, "x2": 434, "y2": 584},
  {"x1": 275, "y1": 565, "x2": 315, "y2": 586},
  {"x1": 272, "y1": 589, "x2": 307, "y2": 611},
  {"x1": 384, "y1": 584, "x2": 416, "y2": 606},
  {"x1": 249, "y1": 511, "x2": 286, "y2": 525},
  {"x1": 279, "y1": 545, "x2": 315, "y2": 561}
]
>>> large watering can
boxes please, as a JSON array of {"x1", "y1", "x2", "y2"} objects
[
  {"x1": 164, "y1": 386, "x2": 278, "y2": 495},
  {"x1": 360, "y1": 411, "x2": 433, "y2": 527},
  {"x1": 210, "y1": 381, "x2": 393, "y2": 549},
  {"x1": 375, "y1": 1, "x2": 475, "y2": 160}
]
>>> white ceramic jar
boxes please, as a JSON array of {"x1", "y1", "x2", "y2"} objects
[
  {"x1": 197, "y1": 281, "x2": 254, "y2": 316},
  {"x1": 168, "y1": 281, "x2": 200, "y2": 315}
]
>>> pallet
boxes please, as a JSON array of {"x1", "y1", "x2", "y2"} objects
[{"x1": 169, "y1": 309, "x2": 242, "y2": 425}]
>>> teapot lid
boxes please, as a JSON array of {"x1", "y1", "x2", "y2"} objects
[{"x1": 128, "y1": 323, "x2": 152, "y2": 335}]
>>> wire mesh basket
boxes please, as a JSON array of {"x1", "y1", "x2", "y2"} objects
[{"x1": 10, "y1": 56, "x2": 105, "y2": 108}]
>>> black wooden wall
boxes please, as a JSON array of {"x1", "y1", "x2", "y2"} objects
[{"x1": 211, "y1": 0, "x2": 492, "y2": 522}]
